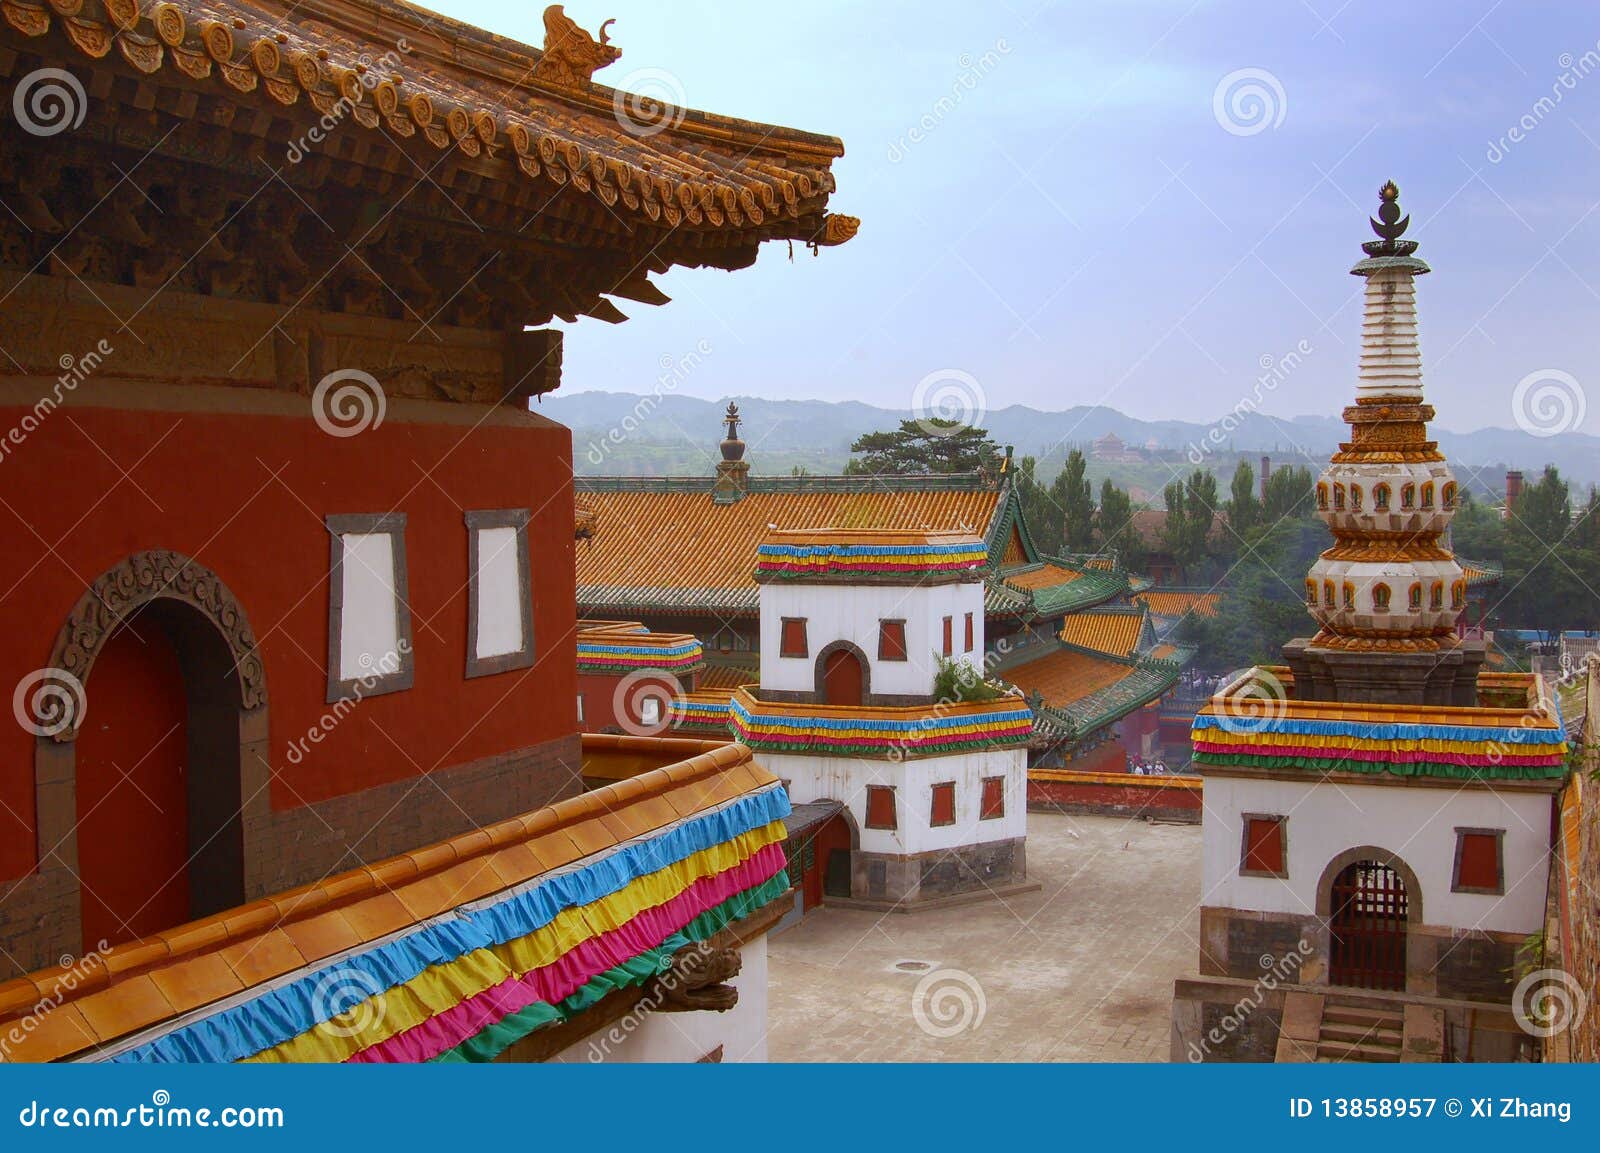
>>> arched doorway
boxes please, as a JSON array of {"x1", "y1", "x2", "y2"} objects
[
  {"x1": 34, "y1": 551, "x2": 268, "y2": 956},
  {"x1": 819, "y1": 647, "x2": 864, "y2": 707},
  {"x1": 1328, "y1": 859, "x2": 1410, "y2": 990}
]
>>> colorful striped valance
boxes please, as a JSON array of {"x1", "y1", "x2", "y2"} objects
[
  {"x1": 730, "y1": 695, "x2": 1032, "y2": 760},
  {"x1": 577, "y1": 638, "x2": 704, "y2": 675},
  {"x1": 103, "y1": 786, "x2": 791, "y2": 1064},
  {"x1": 671, "y1": 696, "x2": 733, "y2": 732},
  {"x1": 755, "y1": 539, "x2": 987, "y2": 580},
  {"x1": 1192, "y1": 710, "x2": 1568, "y2": 780}
]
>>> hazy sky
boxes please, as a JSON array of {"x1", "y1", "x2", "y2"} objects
[{"x1": 440, "y1": 0, "x2": 1599, "y2": 435}]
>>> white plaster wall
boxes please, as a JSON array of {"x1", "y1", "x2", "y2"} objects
[
  {"x1": 1201, "y1": 775, "x2": 1554, "y2": 934},
  {"x1": 758, "y1": 581, "x2": 985, "y2": 695},
  {"x1": 473, "y1": 525, "x2": 525, "y2": 659},
  {"x1": 551, "y1": 935, "x2": 770, "y2": 1063},
  {"x1": 338, "y1": 531, "x2": 399, "y2": 679},
  {"x1": 768, "y1": 747, "x2": 1026, "y2": 855}
]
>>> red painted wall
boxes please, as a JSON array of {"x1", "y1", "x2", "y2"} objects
[{"x1": 0, "y1": 400, "x2": 577, "y2": 882}]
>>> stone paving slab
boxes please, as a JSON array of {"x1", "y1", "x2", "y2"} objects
[{"x1": 766, "y1": 812, "x2": 1202, "y2": 1062}]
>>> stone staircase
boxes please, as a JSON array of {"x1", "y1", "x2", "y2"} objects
[{"x1": 1276, "y1": 992, "x2": 1443, "y2": 1062}]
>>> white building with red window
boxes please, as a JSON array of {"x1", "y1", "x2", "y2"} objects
[
  {"x1": 729, "y1": 529, "x2": 1034, "y2": 908},
  {"x1": 1170, "y1": 184, "x2": 1570, "y2": 1064}
]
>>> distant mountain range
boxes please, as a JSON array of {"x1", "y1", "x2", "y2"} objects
[{"x1": 544, "y1": 392, "x2": 1600, "y2": 491}]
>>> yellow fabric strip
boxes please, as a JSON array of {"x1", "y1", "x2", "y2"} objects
[
  {"x1": 247, "y1": 819, "x2": 786, "y2": 1064},
  {"x1": 739, "y1": 717, "x2": 1024, "y2": 740}
]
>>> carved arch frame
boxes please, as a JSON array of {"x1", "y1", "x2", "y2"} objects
[{"x1": 31, "y1": 550, "x2": 272, "y2": 955}]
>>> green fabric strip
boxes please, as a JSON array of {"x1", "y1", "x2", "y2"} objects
[
  {"x1": 1192, "y1": 750, "x2": 1568, "y2": 781},
  {"x1": 430, "y1": 873, "x2": 790, "y2": 1063}
]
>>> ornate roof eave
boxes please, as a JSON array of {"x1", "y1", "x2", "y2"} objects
[{"x1": 0, "y1": 0, "x2": 857, "y2": 250}]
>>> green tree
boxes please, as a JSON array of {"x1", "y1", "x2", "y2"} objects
[
  {"x1": 1095, "y1": 478, "x2": 1139, "y2": 567},
  {"x1": 1262, "y1": 464, "x2": 1316, "y2": 523},
  {"x1": 1054, "y1": 449, "x2": 1096, "y2": 552},
  {"x1": 1227, "y1": 461, "x2": 1262, "y2": 535},
  {"x1": 846, "y1": 419, "x2": 1000, "y2": 475},
  {"x1": 1181, "y1": 516, "x2": 1325, "y2": 667},
  {"x1": 1012, "y1": 455, "x2": 1064, "y2": 556},
  {"x1": 1162, "y1": 469, "x2": 1219, "y2": 581},
  {"x1": 1499, "y1": 466, "x2": 1586, "y2": 639}
]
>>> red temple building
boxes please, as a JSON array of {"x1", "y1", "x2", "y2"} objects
[{"x1": 0, "y1": 0, "x2": 854, "y2": 1062}]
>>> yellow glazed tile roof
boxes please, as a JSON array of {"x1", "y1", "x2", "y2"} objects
[
  {"x1": 1060, "y1": 611, "x2": 1146, "y2": 659},
  {"x1": 1135, "y1": 590, "x2": 1221, "y2": 618}
]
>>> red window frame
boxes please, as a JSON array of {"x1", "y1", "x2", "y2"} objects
[
  {"x1": 980, "y1": 776, "x2": 1005, "y2": 820},
  {"x1": 779, "y1": 617, "x2": 808, "y2": 658},
  {"x1": 930, "y1": 782, "x2": 956, "y2": 827},
  {"x1": 1240, "y1": 814, "x2": 1287, "y2": 877},
  {"x1": 1453, "y1": 828, "x2": 1504, "y2": 893},
  {"x1": 878, "y1": 619, "x2": 908, "y2": 661},
  {"x1": 942, "y1": 616, "x2": 953, "y2": 657},
  {"x1": 963, "y1": 611, "x2": 974, "y2": 653},
  {"x1": 865, "y1": 785, "x2": 897, "y2": 830}
]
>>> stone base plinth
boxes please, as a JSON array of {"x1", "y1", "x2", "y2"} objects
[
  {"x1": 849, "y1": 838, "x2": 1027, "y2": 906},
  {"x1": 1282, "y1": 637, "x2": 1485, "y2": 706}
]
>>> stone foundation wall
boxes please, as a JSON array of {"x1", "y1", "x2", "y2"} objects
[
  {"x1": 1199, "y1": 904, "x2": 1523, "y2": 1001},
  {"x1": 851, "y1": 838, "x2": 1026, "y2": 904}
]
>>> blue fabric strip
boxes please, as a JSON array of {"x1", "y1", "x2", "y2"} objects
[
  {"x1": 1191, "y1": 712, "x2": 1565, "y2": 746},
  {"x1": 577, "y1": 641, "x2": 701, "y2": 658},
  {"x1": 111, "y1": 786, "x2": 789, "y2": 1065}
]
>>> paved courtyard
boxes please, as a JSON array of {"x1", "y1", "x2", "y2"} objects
[{"x1": 766, "y1": 812, "x2": 1202, "y2": 1061}]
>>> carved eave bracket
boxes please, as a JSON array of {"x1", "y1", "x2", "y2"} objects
[{"x1": 640, "y1": 944, "x2": 742, "y2": 1013}]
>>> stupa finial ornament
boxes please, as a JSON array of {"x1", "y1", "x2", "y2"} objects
[{"x1": 1362, "y1": 180, "x2": 1418, "y2": 258}]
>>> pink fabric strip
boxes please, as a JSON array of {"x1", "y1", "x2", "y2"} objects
[{"x1": 349, "y1": 845, "x2": 787, "y2": 1064}]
